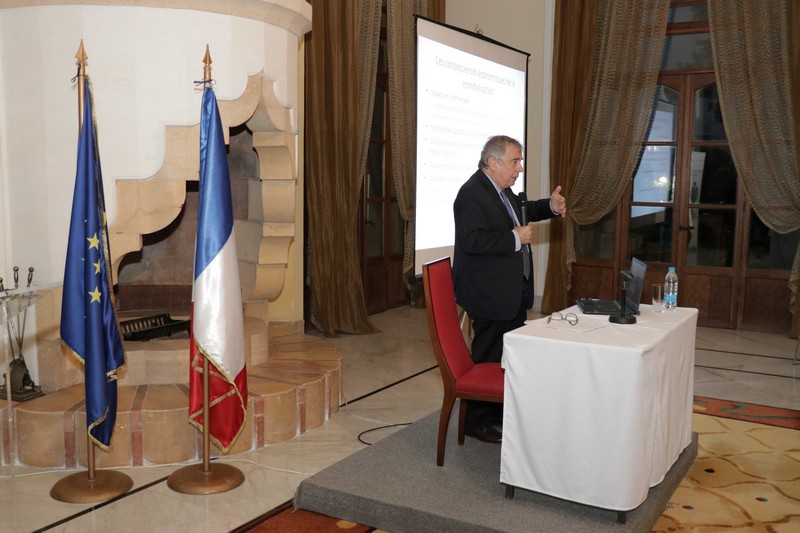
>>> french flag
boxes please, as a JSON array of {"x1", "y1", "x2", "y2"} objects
[{"x1": 188, "y1": 85, "x2": 247, "y2": 452}]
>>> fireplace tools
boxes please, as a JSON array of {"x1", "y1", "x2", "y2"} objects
[{"x1": 1, "y1": 266, "x2": 44, "y2": 402}]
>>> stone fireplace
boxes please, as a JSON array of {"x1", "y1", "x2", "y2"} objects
[
  {"x1": 115, "y1": 125, "x2": 257, "y2": 319},
  {"x1": 1, "y1": 1, "x2": 344, "y2": 469},
  {"x1": 108, "y1": 71, "x2": 302, "y2": 327}
]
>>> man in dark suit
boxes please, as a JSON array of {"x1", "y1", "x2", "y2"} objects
[{"x1": 453, "y1": 135, "x2": 566, "y2": 443}]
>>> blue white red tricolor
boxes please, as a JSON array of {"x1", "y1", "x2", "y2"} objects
[{"x1": 188, "y1": 85, "x2": 248, "y2": 452}]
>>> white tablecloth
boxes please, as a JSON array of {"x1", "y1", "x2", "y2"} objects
[{"x1": 500, "y1": 305, "x2": 698, "y2": 511}]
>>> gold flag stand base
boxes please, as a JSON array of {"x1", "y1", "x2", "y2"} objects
[
  {"x1": 50, "y1": 469, "x2": 133, "y2": 503},
  {"x1": 167, "y1": 463, "x2": 244, "y2": 495}
]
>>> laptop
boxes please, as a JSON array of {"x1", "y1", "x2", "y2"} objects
[{"x1": 576, "y1": 257, "x2": 647, "y2": 315}]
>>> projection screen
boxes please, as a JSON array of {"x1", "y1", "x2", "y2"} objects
[{"x1": 414, "y1": 17, "x2": 529, "y2": 275}]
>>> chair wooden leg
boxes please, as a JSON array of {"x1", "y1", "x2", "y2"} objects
[
  {"x1": 505, "y1": 484, "x2": 515, "y2": 499},
  {"x1": 437, "y1": 393, "x2": 456, "y2": 466},
  {"x1": 457, "y1": 398, "x2": 468, "y2": 445}
]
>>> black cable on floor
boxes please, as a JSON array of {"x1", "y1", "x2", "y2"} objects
[
  {"x1": 339, "y1": 364, "x2": 438, "y2": 407},
  {"x1": 357, "y1": 423, "x2": 411, "y2": 445},
  {"x1": 341, "y1": 365, "x2": 437, "y2": 446}
]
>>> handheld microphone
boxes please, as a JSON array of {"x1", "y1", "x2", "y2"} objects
[{"x1": 517, "y1": 191, "x2": 528, "y2": 225}]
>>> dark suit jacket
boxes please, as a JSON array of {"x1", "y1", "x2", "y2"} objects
[{"x1": 453, "y1": 169, "x2": 558, "y2": 321}]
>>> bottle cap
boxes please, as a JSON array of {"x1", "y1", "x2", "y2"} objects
[{"x1": 668, "y1": 266, "x2": 676, "y2": 272}]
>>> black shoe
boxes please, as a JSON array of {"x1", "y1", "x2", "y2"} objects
[{"x1": 465, "y1": 425, "x2": 502, "y2": 444}]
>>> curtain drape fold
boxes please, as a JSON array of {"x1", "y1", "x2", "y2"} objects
[
  {"x1": 388, "y1": 0, "x2": 425, "y2": 282},
  {"x1": 541, "y1": 0, "x2": 599, "y2": 314},
  {"x1": 562, "y1": 1, "x2": 670, "y2": 281},
  {"x1": 304, "y1": 1, "x2": 442, "y2": 335},
  {"x1": 792, "y1": 0, "x2": 800, "y2": 336},
  {"x1": 305, "y1": 0, "x2": 379, "y2": 335},
  {"x1": 708, "y1": 0, "x2": 800, "y2": 335},
  {"x1": 388, "y1": 1, "x2": 444, "y2": 284},
  {"x1": 358, "y1": 2, "x2": 384, "y2": 181}
]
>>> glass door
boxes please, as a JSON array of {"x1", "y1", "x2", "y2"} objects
[{"x1": 629, "y1": 73, "x2": 741, "y2": 328}]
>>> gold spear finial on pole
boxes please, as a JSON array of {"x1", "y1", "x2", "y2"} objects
[
  {"x1": 75, "y1": 40, "x2": 87, "y2": 131},
  {"x1": 203, "y1": 45, "x2": 212, "y2": 87}
]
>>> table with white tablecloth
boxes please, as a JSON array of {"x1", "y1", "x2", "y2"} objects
[{"x1": 500, "y1": 305, "x2": 698, "y2": 511}]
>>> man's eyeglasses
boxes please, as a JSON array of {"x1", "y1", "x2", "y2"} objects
[{"x1": 547, "y1": 312, "x2": 579, "y2": 326}]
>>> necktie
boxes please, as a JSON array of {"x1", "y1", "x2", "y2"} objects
[{"x1": 500, "y1": 192, "x2": 530, "y2": 279}]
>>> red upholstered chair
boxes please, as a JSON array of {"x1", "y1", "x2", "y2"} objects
[{"x1": 423, "y1": 257, "x2": 504, "y2": 466}]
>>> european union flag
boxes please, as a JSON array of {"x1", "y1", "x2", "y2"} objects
[{"x1": 60, "y1": 77, "x2": 125, "y2": 450}]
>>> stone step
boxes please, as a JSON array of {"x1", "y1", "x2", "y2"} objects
[{"x1": 3, "y1": 331, "x2": 341, "y2": 468}]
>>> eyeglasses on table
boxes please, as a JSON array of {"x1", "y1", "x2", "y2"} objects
[{"x1": 547, "y1": 311, "x2": 579, "y2": 326}]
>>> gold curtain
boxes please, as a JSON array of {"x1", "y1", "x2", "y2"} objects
[
  {"x1": 388, "y1": 0, "x2": 445, "y2": 282},
  {"x1": 793, "y1": 0, "x2": 800, "y2": 336},
  {"x1": 562, "y1": 1, "x2": 670, "y2": 278},
  {"x1": 708, "y1": 0, "x2": 800, "y2": 335},
  {"x1": 305, "y1": 0, "x2": 380, "y2": 335},
  {"x1": 358, "y1": 2, "x2": 384, "y2": 180},
  {"x1": 540, "y1": 0, "x2": 600, "y2": 314},
  {"x1": 387, "y1": 0, "x2": 422, "y2": 281}
]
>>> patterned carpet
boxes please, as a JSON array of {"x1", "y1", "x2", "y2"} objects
[
  {"x1": 653, "y1": 398, "x2": 800, "y2": 532},
  {"x1": 242, "y1": 397, "x2": 800, "y2": 532}
]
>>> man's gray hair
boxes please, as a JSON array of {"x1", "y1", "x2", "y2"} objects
[{"x1": 479, "y1": 135, "x2": 522, "y2": 169}]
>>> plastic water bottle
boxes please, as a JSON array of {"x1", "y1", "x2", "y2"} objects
[{"x1": 664, "y1": 266, "x2": 678, "y2": 311}]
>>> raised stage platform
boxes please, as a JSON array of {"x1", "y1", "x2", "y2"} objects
[{"x1": 295, "y1": 410, "x2": 698, "y2": 533}]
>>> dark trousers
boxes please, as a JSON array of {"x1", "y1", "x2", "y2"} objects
[{"x1": 465, "y1": 284, "x2": 528, "y2": 429}]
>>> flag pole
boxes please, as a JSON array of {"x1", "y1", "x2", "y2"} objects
[
  {"x1": 75, "y1": 39, "x2": 98, "y2": 485},
  {"x1": 51, "y1": 41, "x2": 133, "y2": 503},
  {"x1": 167, "y1": 46, "x2": 245, "y2": 495},
  {"x1": 201, "y1": 45, "x2": 213, "y2": 475}
]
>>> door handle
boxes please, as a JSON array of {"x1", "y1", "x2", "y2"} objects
[{"x1": 679, "y1": 225, "x2": 695, "y2": 231}]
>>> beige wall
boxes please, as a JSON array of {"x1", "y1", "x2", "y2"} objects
[{"x1": 446, "y1": 0, "x2": 555, "y2": 307}]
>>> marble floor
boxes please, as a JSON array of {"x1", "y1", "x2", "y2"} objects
[{"x1": 1, "y1": 305, "x2": 798, "y2": 532}]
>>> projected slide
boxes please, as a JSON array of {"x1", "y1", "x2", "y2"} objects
[{"x1": 415, "y1": 18, "x2": 528, "y2": 275}]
